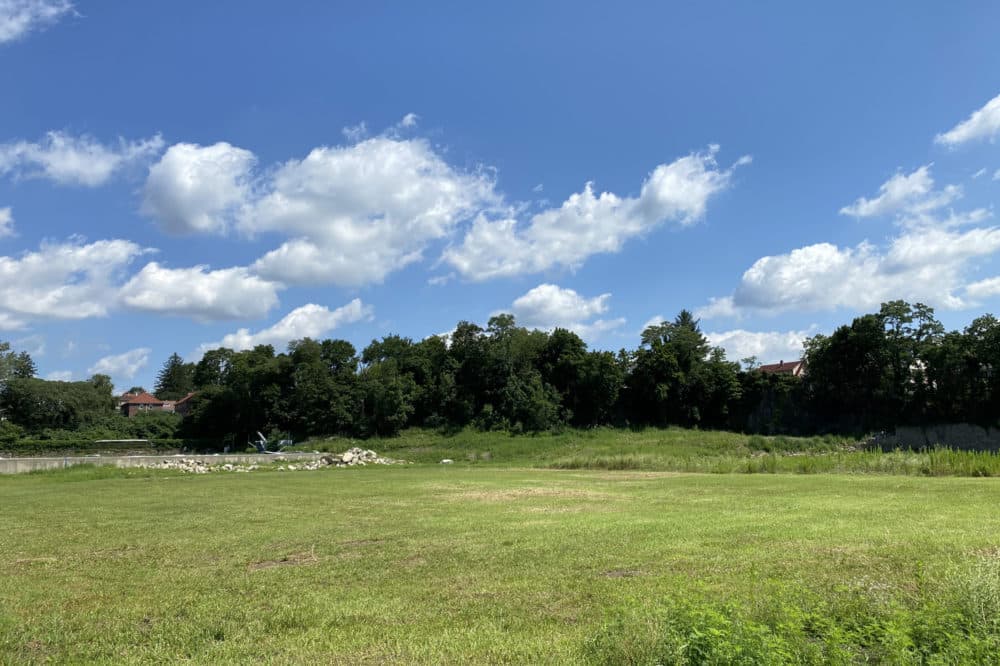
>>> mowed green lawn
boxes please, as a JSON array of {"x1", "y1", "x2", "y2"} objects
[{"x1": 3, "y1": 466, "x2": 1000, "y2": 663}]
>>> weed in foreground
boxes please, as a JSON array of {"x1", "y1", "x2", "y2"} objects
[{"x1": 583, "y1": 557, "x2": 1000, "y2": 665}]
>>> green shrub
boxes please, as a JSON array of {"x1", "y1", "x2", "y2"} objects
[
  {"x1": 0, "y1": 438, "x2": 197, "y2": 455},
  {"x1": 0, "y1": 419, "x2": 24, "y2": 445}
]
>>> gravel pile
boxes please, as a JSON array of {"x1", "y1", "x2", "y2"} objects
[
  {"x1": 142, "y1": 448, "x2": 404, "y2": 474},
  {"x1": 142, "y1": 458, "x2": 259, "y2": 474},
  {"x1": 321, "y1": 447, "x2": 400, "y2": 467}
]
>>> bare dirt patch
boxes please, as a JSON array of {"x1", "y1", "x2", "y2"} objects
[
  {"x1": 248, "y1": 547, "x2": 318, "y2": 571},
  {"x1": 587, "y1": 471, "x2": 685, "y2": 481},
  {"x1": 448, "y1": 487, "x2": 614, "y2": 501},
  {"x1": 23, "y1": 640, "x2": 49, "y2": 660}
]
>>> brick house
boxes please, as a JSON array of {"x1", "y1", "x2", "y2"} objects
[
  {"x1": 118, "y1": 391, "x2": 176, "y2": 417},
  {"x1": 173, "y1": 392, "x2": 197, "y2": 418}
]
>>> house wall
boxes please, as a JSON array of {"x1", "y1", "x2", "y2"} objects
[{"x1": 123, "y1": 403, "x2": 169, "y2": 418}]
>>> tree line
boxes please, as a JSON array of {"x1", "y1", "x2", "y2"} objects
[{"x1": 1, "y1": 300, "x2": 999, "y2": 447}]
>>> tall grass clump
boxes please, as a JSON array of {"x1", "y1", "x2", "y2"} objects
[
  {"x1": 549, "y1": 446, "x2": 1000, "y2": 478},
  {"x1": 295, "y1": 427, "x2": 1000, "y2": 478},
  {"x1": 582, "y1": 557, "x2": 1000, "y2": 665}
]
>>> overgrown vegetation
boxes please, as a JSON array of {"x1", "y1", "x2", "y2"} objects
[
  {"x1": 289, "y1": 427, "x2": 1000, "y2": 477},
  {"x1": 584, "y1": 560, "x2": 1000, "y2": 664}
]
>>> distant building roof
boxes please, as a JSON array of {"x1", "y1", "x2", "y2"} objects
[
  {"x1": 759, "y1": 359, "x2": 805, "y2": 376},
  {"x1": 120, "y1": 391, "x2": 165, "y2": 405},
  {"x1": 175, "y1": 392, "x2": 196, "y2": 405}
]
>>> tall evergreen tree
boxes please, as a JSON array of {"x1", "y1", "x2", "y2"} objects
[{"x1": 154, "y1": 353, "x2": 195, "y2": 400}]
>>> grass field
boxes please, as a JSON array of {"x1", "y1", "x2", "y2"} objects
[{"x1": 5, "y1": 447, "x2": 1000, "y2": 663}]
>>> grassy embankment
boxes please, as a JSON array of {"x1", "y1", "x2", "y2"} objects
[
  {"x1": 5, "y1": 443, "x2": 1000, "y2": 662},
  {"x1": 296, "y1": 426, "x2": 1000, "y2": 477}
]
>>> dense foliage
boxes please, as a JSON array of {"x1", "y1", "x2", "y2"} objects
[{"x1": 1, "y1": 300, "x2": 999, "y2": 445}]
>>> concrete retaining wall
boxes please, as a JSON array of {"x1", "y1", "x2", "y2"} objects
[
  {"x1": 0, "y1": 452, "x2": 326, "y2": 475},
  {"x1": 884, "y1": 424, "x2": 1000, "y2": 451}
]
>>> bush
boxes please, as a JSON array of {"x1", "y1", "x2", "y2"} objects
[
  {"x1": 0, "y1": 419, "x2": 24, "y2": 445},
  {"x1": 0, "y1": 438, "x2": 198, "y2": 455}
]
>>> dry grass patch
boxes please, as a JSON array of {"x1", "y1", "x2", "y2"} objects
[
  {"x1": 399, "y1": 554, "x2": 428, "y2": 568},
  {"x1": 248, "y1": 546, "x2": 318, "y2": 571},
  {"x1": 587, "y1": 471, "x2": 685, "y2": 481},
  {"x1": 12, "y1": 556, "x2": 58, "y2": 567},
  {"x1": 447, "y1": 487, "x2": 614, "y2": 501},
  {"x1": 339, "y1": 538, "x2": 385, "y2": 548},
  {"x1": 522, "y1": 505, "x2": 589, "y2": 514}
]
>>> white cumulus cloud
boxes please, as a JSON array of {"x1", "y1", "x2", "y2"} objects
[
  {"x1": 443, "y1": 146, "x2": 748, "y2": 280},
  {"x1": 0, "y1": 131, "x2": 164, "y2": 186},
  {"x1": 935, "y1": 93, "x2": 1000, "y2": 146},
  {"x1": 701, "y1": 161, "x2": 1000, "y2": 320},
  {"x1": 700, "y1": 225, "x2": 1000, "y2": 318},
  {"x1": 246, "y1": 137, "x2": 498, "y2": 286},
  {"x1": 141, "y1": 132, "x2": 751, "y2": 287},
  {"x1": 0, "y1": 312, "x2": 25, "y2": 330},
  {"x1": 119, "y1": 262, "x2": 281, "y2": 320},
  {"x1": 196, "y1": 299, "x2": 373, "y2": 356},
  {"x1": 966, "y1": 276, "x2": 1000, "y2": 301},
  {"x1": 705, "y1": 328, "x2": 812, "y2": 365},
  {"x1": 141, "y1": 142, "x2": 256, "y2": 234},
  {"x1": 692, "y1": 297, "x2": 739, "y2": 321},
  {"x1": 641, "y1": 314, "x2": 667, "y2": 332},
  {"x1": 839, "y1": 165, "x2": 961, "y2": 221},
  {"x1": 141, "y1": 135, "x2": 498, "y2": 286},
  {"x1": 0, "y1": 237, "x2": 147, "y2": 326},
  {"x1": 46, "y1": 370, "x2": 72, "y2": 381},
  {"x1": 505, "y1": 283, "x2": 624, "y2": 341},
  {"x1": 0, "y1": 0, "x2": 73, "y2": 44},
  {"x1": 0, "y1": 206, "x2": 13, "y2": 238},
  {"x1": 88, "y1": 348, "x2": 151, "y2": 382}
]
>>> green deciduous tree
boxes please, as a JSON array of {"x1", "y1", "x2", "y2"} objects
[
  {"x1": 0, "y1": 341, "x2": 36, "y2": 384},
  {"x1": 627, "y1": 310, "x2": 739, "y2": 428},
  {"x1": 359, "y1": 360, "x2": 416, "y2": 437},
  {"x1": 287, "y1": 338, "x2": 359, "y2": 437},
  {"x1": 0, "y1": 377, "x2": 115, "y2": 432}
]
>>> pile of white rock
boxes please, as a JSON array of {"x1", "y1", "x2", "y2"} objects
[
  {"x1": 141, "y1": 458, "x2": 259, "y2": 474},
  {"x1": 319, "y1": 447, "x2": 401, "y2": 467},
  {"x1": 143, "y1": 448, "x2": 403, "y2": 474},
  {"x1": 276, "y1": 448, "x2": 402, "y2": 471}
]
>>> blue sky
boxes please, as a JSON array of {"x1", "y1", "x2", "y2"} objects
[{"x1": 2, "y1": 1, "x2": 1000, "y2": 390}]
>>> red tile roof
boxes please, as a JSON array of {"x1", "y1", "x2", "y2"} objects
[
  {"x1": 175, "y1": 392, "x2": 196, "y2": 405},
  {"x1": 120, "y1": 392, "x2": 165, "y2": 405}
]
